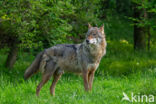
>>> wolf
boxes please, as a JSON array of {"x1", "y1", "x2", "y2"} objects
[{"x1": 24, "y1": 24, "x2": 107, "y2": 96}]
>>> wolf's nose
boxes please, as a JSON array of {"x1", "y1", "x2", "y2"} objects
[{"x1": 86, "y1": 40, "x2": 89, "y2": 44}]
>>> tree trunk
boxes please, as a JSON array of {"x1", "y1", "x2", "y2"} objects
[
  {"x1": 133, "y1": 3, "x2": 147, "y2": 50},
  {"x1": 147, "y1": 26, "x2": 151, "y2": 51},
  {"x1": 5, "y1": 44, "x2": 18, "y2": 69},
  {"x1": 134, "y1": 26, "x2": 146, "y2": 50}
]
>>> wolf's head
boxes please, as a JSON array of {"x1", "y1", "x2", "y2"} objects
[{"x1": 85, "y1": 24, "x2": 106, "y2": 47}]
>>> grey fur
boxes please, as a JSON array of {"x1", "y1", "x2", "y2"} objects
[
  {"x1": 24, "y1": 27, "x2": 107, "y2": 78},
  {"x1": 24, "y1": 25, "x2": 107, "y2": 95}
]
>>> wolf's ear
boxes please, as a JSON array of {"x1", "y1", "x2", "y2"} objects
[
  {"x1": 99, "y1": 24, "x2": 104, "y2": 34},
  {"x1": 88, "y1": 23, "x2": 92, "y2": 29}
]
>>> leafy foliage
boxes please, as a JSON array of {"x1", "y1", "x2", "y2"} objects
[
  {"x1": 0, "y1": 0, "x2": 102, "y2": 49},
  {"x1": 0, "y1": 0, "x2": 155, "y2": 67}
]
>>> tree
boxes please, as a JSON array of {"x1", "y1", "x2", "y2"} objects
[
  {"x1": 132, "y1": 0, "x2": 156, "y2": 50},
  {"x1": 0, "y1": 0, "x2": 99, "y2": 68},
  {"x1": 0, "y1": 0, "x2": 74, "y2": 68},
  {"x1": 133, "y1": 2, "x2": 147, "y2": 50}
]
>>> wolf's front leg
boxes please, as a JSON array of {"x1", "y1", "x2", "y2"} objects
[
  {"x1": 88, "y1": 69, "x2": 95, "y2": 90},
  {"x1": 82, "y1": 70, "x2": 89, "y2": 91}
]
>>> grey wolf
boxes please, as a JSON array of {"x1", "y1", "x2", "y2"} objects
[{"x1": 24, "y1": 24, "x2": 107, "y2": 96}]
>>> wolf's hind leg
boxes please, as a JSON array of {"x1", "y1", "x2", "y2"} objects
[
  {"x1": 36, "y1": 60, "x2": 56, "y2": 96},
  {"x1": 36, "y1": 73, "x2": 52, "y2": 96},
  {"x1": 50, "y1": 71, "x2": 63, "y2": 96}
]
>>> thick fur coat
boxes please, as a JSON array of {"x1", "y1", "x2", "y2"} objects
[{"x1": 24, "y1": 24, "x2": 107, "y2": 96}]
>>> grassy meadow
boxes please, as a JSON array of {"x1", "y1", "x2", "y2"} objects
[
  {"x1": 0, "y1": 17, "x2": 156, "y2": 104},
  {"x1": 0, "y1": 45, "x2": 156, "y2": 104}
]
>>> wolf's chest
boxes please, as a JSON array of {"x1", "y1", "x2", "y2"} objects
[{"x1": 87, "y1": 63, "x2": 99, "y2": 70}]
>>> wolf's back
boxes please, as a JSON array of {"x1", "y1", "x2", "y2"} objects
[{"x1": 24, "y1": 51, "x2": 43, "y2": 80}]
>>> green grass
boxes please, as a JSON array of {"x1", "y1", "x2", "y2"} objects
[
  {"x1": 0, "y1": 40, "x2": 156, "y2": 104},
  {"x1": 0, "y1": 64, "x2": 156, "y2": 104}
]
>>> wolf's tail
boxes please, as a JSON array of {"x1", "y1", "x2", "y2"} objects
[{"x1": 24, "y1": 51, "x2": 43, "y2": 80}]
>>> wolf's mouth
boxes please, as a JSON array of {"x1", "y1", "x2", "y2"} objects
[{"x1": 86, "y1": 38, "x2": 97, "y2": 44}]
